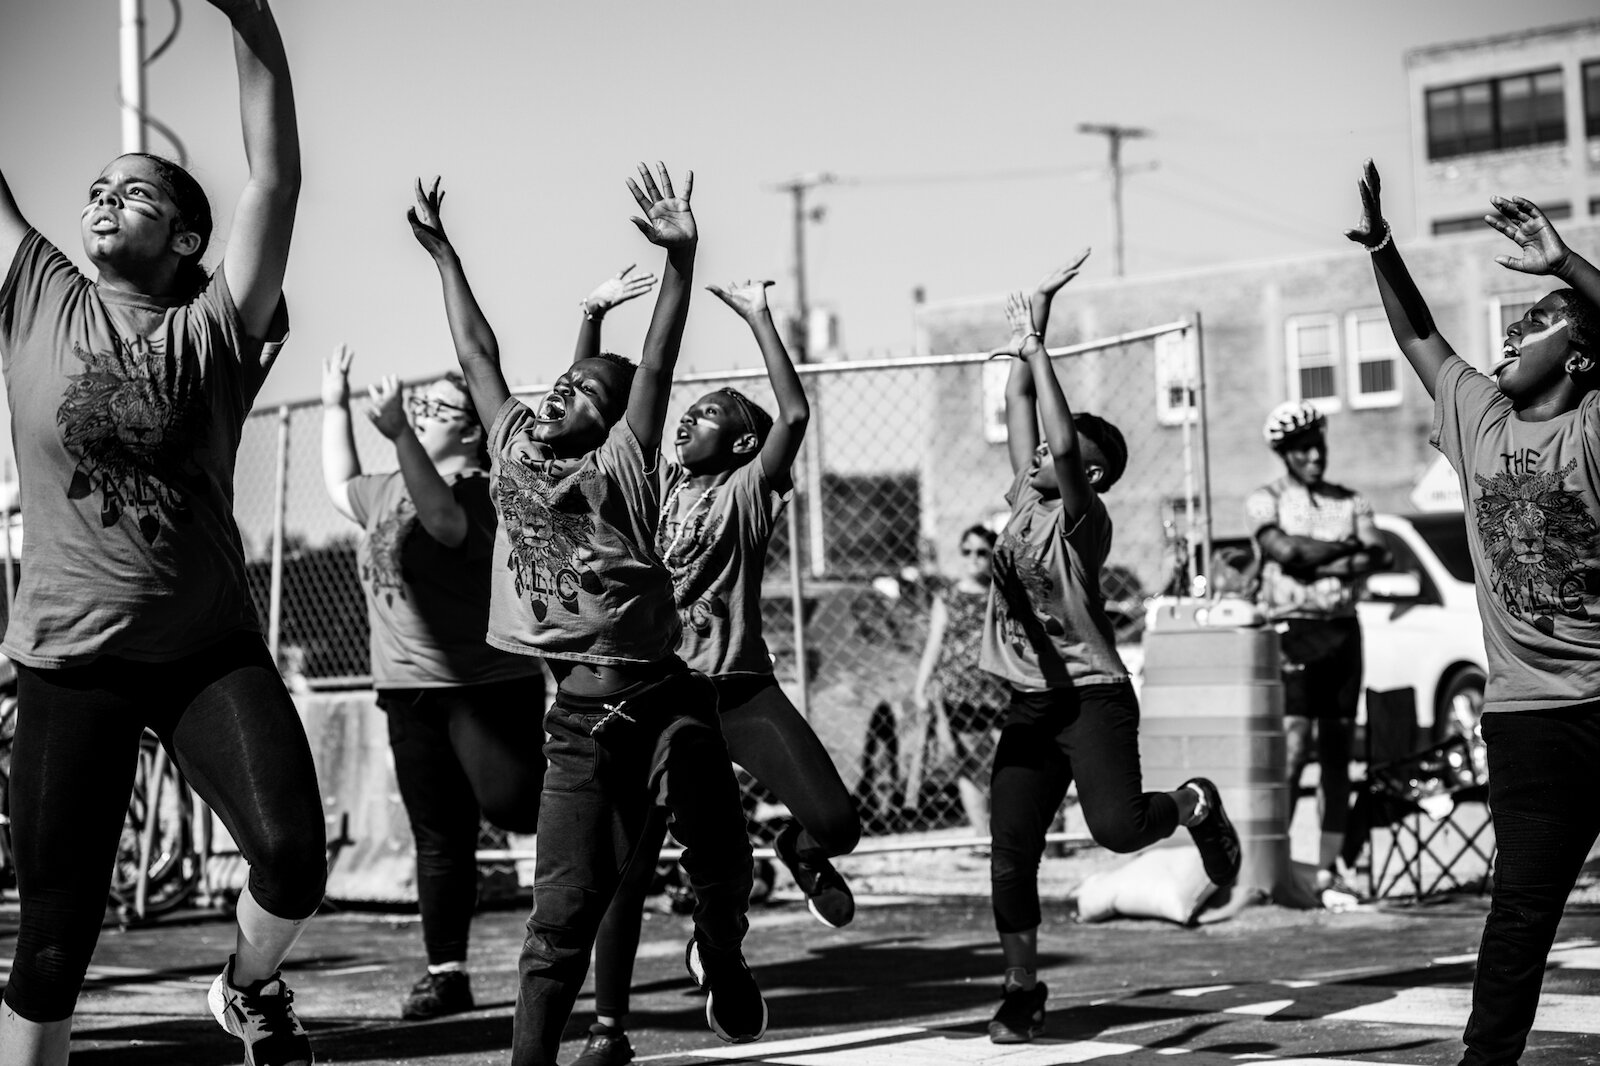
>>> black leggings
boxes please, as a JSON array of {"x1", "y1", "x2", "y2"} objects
[
  {"x1": 378, "y1": 673, "x2": 547, "y2": 966},
  {"x1": 4, "y1": 632, "x2": 327, "y2": 1023},
  {"x1": 990, "y1": 682, "x2": 1180, "y2": 934},
  {"x1": 590, "y1": 673, "x2": 860, "y2": 1021}
]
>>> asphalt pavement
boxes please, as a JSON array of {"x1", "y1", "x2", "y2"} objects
[{"x1": 4, "y1": 855, "x2": 1599, "y2": 1066}]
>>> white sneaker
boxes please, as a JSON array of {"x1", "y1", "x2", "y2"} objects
[{"x1": 208, "y1": 954, "x2": 314, "y2": 1065}]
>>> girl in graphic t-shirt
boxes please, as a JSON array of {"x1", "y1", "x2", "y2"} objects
[
  {"x1": 1347, "y1": 159, "x2": 1600, "y2": 1066},
  {"x1": 914, "y1": 523, "x2": 1011, "y2": 835},
  {"x1": 0, "y1": 3, "x2": 321, "y2": 1064},
  {"x1": 979, "y1": 256, "x2": 1241, "y2": 1047},
  {"x1": 322, "y1": 349, "x2": 568, "y2": 1022},
  {"x1": 571, "y1": 277, "x2": 861, "y2": 1066}
]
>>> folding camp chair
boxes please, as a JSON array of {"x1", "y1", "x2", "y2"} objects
[{"x1": 1355, "y1": 687, "x2": 1494, "y2": 901}]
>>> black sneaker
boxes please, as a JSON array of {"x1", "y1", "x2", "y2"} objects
[
  {"x1": 773, "y1": 822, "x2": 854, "y2": 928},
  {"x1": 400, "y1": 969, "x2": 474, "y2": 1021},
  {"x1": 685, "y1": 937, "x2": 767, "y2": 1044},
  {"x1": 988, "y1": 980, "x2": 1047, "y2": 1044},
  {"x1": 1183, "y1": 777, "x2": 1242, "y2": 887},
  {"x1": 571, "y1": 1022, "x2": 634, "y2": 1066},
  {"x1": 207, "y1": 955, "x2": 314, "y2": 1066}
]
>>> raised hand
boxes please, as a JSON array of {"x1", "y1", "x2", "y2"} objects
[
  {"x1": 321, "y1": 344, "x2": 354, "y2": 408},
  {"x1": 365, "y1": 376, "x2": 407, "y2": 440},
  {"x1": 626, "y1": 162, "x2": 697, "y2": 249},
  {"x1": 1485, "y1": 196, "x2": 1571, "y2": 276},
  {"x1": 988, "y1": 292, "x2": 1034, "y2": 361},
  {"x1": 1343, "y1": 158, "x2": 1389, "y2": 249},
  {"x1": 407, "y1": 177, "x2": 452, "y2": 259},
  {"x1": 706, "y1": 279, "x2": 775, "y2": 320},
  {"x1": 585, "y1": 264, "x2": 658, "y2": 316},
  {"x1": 1036, "y1": 248, "x2": 1091, "y2": 297}
]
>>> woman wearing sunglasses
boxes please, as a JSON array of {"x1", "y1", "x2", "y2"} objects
[
  {"x1": 913, "y1": 524, "x2": 1011, "y2": 835},
  {"x1": 319, "y1": 345, "x2": 549, "y2": 1021}
]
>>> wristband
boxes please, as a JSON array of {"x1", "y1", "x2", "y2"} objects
[
  {"x1": 1024, "y1": 331, "x2": 1044, "y2": 346},
  {"x1": 580, "y1": 299, "x2": 604, "y2": 322},
  {"x1": 1363, "y1": 223, "x2": 1392, "y2": 254}
]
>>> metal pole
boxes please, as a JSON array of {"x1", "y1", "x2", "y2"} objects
[
  {"x1": 785, "y1": 180, "x2": 831, "y2": 580},
  {"x1": 267, "y1": 406, "x2": 290, "y2": 664},
  {"x1": 785, "y1": 504, "x2": 809, "y2": 721},
  {"x1": 120, "y1": 0, "x2": 147, "y2": 154},
  {"x1": 1192, "y1": 313, "x2": 1215, "y2": 593},
  {"x1": 1, "y1": 456, "x2": 14, "y2": 619}
]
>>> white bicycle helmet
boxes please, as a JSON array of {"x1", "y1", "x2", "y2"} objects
[{"x1": 1262, "y1": 400, "x2": 1326, "y2": 448}]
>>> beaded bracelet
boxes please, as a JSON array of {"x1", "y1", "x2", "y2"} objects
[{"x1": 1364, "y1": 223, "x2": 1392, "y2": 254}]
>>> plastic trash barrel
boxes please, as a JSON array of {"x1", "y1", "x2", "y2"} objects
[{"x1": 1138, "y1": 598, "x2": 1295, "y2": 903}]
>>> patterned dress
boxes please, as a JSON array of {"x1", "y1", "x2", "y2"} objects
[{"x1": 929, "y1": 588, "x2": 1011, "y2": 733}]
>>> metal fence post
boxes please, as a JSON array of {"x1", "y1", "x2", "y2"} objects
[
  {"x1": 786, "y1": 501, "x2": 810, "y2": 720},
  {"x1": 1192, "y1": 312, "x2": 1214, "y2": 587},
  {"x1": 267, "y1": 405, "x2": 290, "y2": 665}
]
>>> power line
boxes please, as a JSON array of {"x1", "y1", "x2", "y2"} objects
[{"x1": 1078, "y1": 123, "x2": 1150, "y2": 277}]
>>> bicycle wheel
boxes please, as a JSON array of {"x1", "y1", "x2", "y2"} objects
[{"x1": 110, "y1": 732, "x2": 199, "y2": 919}]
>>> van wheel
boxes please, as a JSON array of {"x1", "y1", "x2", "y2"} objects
[{"x1": 1436, "y1": 666, "x2": 1487, "y2": 778}]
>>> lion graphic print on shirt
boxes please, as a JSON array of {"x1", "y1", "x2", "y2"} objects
[
  {"x1": 1473, "y1": 459, "x2": 1597, "y2": 634},
  {"x1": 980, "y1": 466, "x2": 1128, "y2": 691},
  {"x1": 656, "y1": 459, "x2": 787, "y2": 677},
  {"x1": 1432, "y1": 356, "x2": 1600, "y2": 713},
  {"x1": 58, "y1": 333, "x2": 209, "y2": 544},
  {"x1": 494, "y1": 455, "x2": 602, "y2": 622},
  {"x1": 0, "y1": 228, "x2": 281, "y2": 668},
  {"x1": 483, "y1": 398, "x2": 680, "y2": 666}
]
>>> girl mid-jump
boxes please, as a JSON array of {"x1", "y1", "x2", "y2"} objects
[{"x1": 0, "y1": 3, "x2": 323, "y2": 1064}]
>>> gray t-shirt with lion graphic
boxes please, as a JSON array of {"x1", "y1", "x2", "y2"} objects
[{"x1": 1431, "y1": 355, "x2": 1600, "y2": 713}]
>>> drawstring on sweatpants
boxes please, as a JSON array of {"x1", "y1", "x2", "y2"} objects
[{"x1": 590, "y1": 701, "x2": 637, "y2": 735}]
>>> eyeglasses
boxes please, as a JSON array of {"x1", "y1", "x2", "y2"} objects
[
  {"x1": 960, "y1": 547, "x2": 992, "y2": 558},
  {"x1": 407, "y1": 394, "x2": 473, "y2": 421}
]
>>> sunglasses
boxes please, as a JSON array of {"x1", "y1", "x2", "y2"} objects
[
  {"x1": 407, "y1": 394, "x2": 472, "y2": 421},
  {"x1": 960, "y1": 547, "x2": 992, "y2": 558}
]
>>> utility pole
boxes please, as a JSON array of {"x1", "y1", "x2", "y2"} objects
[
  {"x1": 770, "y1": 172, "x2": 835, "y2": 583},
  {"x1": 1078, "y1": 123, "x2": 1150, "y2": 278}
]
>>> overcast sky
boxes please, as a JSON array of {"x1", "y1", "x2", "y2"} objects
[{"x1": 2, "y1": 0, "x2": 1596, "y2": 466}]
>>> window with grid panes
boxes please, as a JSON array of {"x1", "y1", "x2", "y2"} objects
[
  {"x1": 1426, "y1": 68, "x2": 1565, "y2": 159},
  {"x1": 1345, "y1": 310, "x2": 1401, "y2": 408},
  {"x1": 1286, "y1": 314, "x2": 1340, "y2": 407}
]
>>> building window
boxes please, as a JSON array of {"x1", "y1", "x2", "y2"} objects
[
  {"x1": 1285, "y1": 314, "x2": 1341, "y2": 410},
  {"x1": 1154, "y1": 329, "x2": 1198, "y2": 427},
  {"x1": 1345, "y1": 310, "x2": 1401, "y2": 409},
  {"x1": 1586, "y1": 60, "x2": 1600, "y2": 139},
  {"x1": 1426, "y1": 67, "x2": 1565, "y2": 159},
  {"x1": 1434, "y1": 202, "x2": 1568, "y2": 237}
]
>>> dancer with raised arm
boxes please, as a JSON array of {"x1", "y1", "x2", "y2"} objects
[
  {"x1": 570, "y1": 278, "x2": 860, "y2": 1066},
  {"x1": 321, "y1": 347, "x2": 559, "y2": 1020},
  {"x1": 0, "y1": 3, "x2": 323, "y2": 1064},
  {"x1": 1346, "y1": 159, "x2": 1600, "y2": 1066},
  {"x1": 407, "y1": 165, "x2": 766, "y2": 1066},
  {"x1": 982, "y1": 254, "x2": 1241, "y2": 1045}
]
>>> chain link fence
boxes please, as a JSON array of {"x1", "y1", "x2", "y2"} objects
[{"x1": 236, "y1": 316, "x2": 1209, "y2": 846}]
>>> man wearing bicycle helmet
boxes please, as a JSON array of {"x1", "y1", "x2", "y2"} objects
[{"x1": 1246, "y1": 400, "x2": 1389, "y2": 903}]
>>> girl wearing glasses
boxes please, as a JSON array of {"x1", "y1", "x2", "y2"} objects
[
  {"x1": 320, "y1": 347, "x2": 551, "y2": 1022},
  {"x1": 913, "y1": 524, "x2": 1011, "y2": 835}
]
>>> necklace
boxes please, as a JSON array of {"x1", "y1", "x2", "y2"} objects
[{"x1": 657, "y1": 472, "x2": 718, "y2": 566}]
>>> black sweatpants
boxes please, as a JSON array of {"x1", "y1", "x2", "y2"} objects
[
  {"x1": 990, "y1": 681, "x2": 1181, "y2": 933},
  {"x1": 378, "y1": 672, "x2": 547, "y2": 966}
]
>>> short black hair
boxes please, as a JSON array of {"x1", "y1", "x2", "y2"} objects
[
  {"x1": 1075, "y1": 413, "x2": 1128, "y2": 492},
  {"x1": 960, "y1": 523, "x2": 997, "y2": 548},
  {"x1": 586, "y1": 351, "x2": 637, "y2": 419}
]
